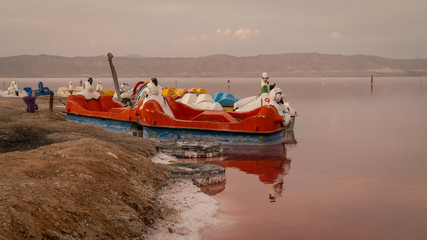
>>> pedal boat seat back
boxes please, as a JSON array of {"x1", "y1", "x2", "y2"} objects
[
  {"x1": 139, "y1": 95, "x2": 285, "y2": 132},
  {"x1": 66, "y1": 95, "x2": 139, "y2": 121}
]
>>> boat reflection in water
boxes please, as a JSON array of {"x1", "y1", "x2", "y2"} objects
[
  {"x1": 222, "y1": 143, "x2": 291, "y2": 202},
  {"x1": 179, "y1": 131, "x2": 296, "y2": 202}
]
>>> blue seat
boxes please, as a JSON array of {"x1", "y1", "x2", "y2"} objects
[
  {"x1": 213, "y1": 92, "x2": 239, "y2": 107},
  {"x1": 23, "y1": 87, "x2": 33, "y2": 96}
]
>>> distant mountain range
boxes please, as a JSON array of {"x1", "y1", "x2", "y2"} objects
[{"x1": 1, "y1": 53, "x2": 427, "y2": 78}]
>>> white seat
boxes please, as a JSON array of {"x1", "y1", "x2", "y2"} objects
[{"x1": 178, "y1": 93, "x2": 197, "y2": 106}]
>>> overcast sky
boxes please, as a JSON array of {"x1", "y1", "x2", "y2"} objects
[{"x1": 1, "y1": 0, "x2": 426, "y2": 59}]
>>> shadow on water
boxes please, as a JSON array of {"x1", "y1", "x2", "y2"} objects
[{"x1": 177, "y1": 130, "x2": 297, "y2": 202}]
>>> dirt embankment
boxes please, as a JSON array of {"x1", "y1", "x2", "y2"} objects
[{"x1": 0, "y1": 96, "x2": 176, "y2": 239}]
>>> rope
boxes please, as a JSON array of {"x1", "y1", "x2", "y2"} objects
[
  {"x1": 53, "y1": 111, "x2": 67, "y2": 120},
  {"x1": 54, "y1": 97, "x2": 66, "y2": 106}
]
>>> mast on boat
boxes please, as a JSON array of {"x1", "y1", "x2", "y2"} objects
[{"x1": 107, "y1": 53, "x2": 122, "y2": 102}]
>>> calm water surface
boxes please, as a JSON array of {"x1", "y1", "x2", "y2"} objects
[
  {"x1": 2, "y1": 77, "x2": 427, "y2": 239},
  {"x1": 203, "y1": 77, "x2": 427, "y2": 240}
]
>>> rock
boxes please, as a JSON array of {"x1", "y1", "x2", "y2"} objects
[
  {"x1": 170, "y1": 163, "x2": 226, "y2": 189},
  {"x1": 155, "y1": 140, "x2": 222, "y2": 158}
]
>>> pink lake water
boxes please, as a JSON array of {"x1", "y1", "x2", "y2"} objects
[
  {"x1": 202, "y1": 77, "x2": 427, "y2": 240},
  {"x1": 3, "y1": 77, "x2": 427, "y2": 239}
]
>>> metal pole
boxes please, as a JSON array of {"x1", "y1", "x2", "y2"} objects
[
  {"x1": 227, "y1": 79, "x2": 230, "y2": 93},
  {"x1": 107, "y1": 53, "x2": 122, "y2": 101},
  {"x1": 49, "y1": 92, "x2": 54, "y2": 112}
]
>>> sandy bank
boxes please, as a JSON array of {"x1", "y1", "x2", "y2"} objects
[{"x1": 0, "y1": 96, "x2": 220, "y2": 239}]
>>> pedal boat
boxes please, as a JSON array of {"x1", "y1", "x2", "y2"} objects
[
  {"x1": 65, "y1": 93, "x2": 290, "y2": 145},
  {"x1": 137, "y1": 95, "x2": 289, "y2": 145},
  {"x1": 65, "y1": 95, "x2": 141, "y2": 134}
]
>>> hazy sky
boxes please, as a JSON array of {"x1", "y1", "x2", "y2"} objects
[{"x1": 1, "y1": 0, "x2": 426, "y2": 59}]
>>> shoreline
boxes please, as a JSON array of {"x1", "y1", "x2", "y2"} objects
[
  {"x1": 146, "y1": 178, "x2": 221, "y2": 239},
  {"x1": 0, "y1": 96, "x2": 221, "y2": 240},
  {"x1": 147, "y1": 153, "x2": 223, "y2": 240}
]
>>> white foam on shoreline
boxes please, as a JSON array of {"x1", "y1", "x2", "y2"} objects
[
  {"x1": 145, "y1": 180, "x2": 221, "y2": 240},
  {"x1": 147, "y1": 153, "x2": 222, "y2": 240},
  {"x1": 151, "y1": 152, "x2": 178, "y2": 164}
]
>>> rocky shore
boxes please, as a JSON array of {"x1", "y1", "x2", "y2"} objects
[{"x1": 0, "y1": 96, "x2": 220, "y2": 239}]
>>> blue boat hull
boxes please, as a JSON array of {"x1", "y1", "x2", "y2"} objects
[
  {"x1": 66, "y1": 113, "x2": 286, "y2": 145},
  {"x1": 67, "y1": 113, "x2": 137, "y2": 135},
  {"x1": 142, "y1": 125, "x2": 285, "y2": 145}
]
